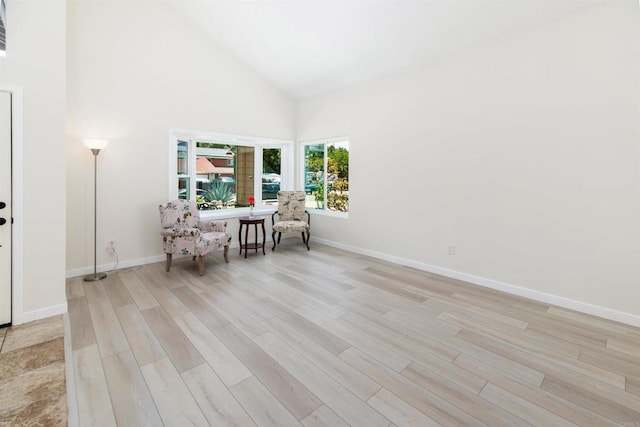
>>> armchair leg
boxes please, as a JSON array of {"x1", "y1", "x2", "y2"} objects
[
  {"x1": 165, "y1": 254, "x2": 172, "y2": 272},
  {"x1": 305, "y1": 230, "x2": 310, "y2": 250},
  {"x1": 192, "y1": 256, "x2": 196, "y2": 261},
  {"x1": 301, "y1": 232, "x2": 306, "y2": 243},
  {"x1": 278, "y1": 232, "x2": 282, "y2": 243},
  {"x1": 224, "y1": 246, "x2": 229, "y2": 263},
  {"x1": 198, "y1": 256, "x2": 205, "y2": 276},
  {"x1": 272, "y1": 231, "x2": 277, "y2": 251}
]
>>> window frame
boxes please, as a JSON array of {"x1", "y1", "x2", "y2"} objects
[
  {"x1": 298, "y1": 136, "x2": 349, "y2": 218},
  {"x1": 169, "y1": 129, "x2": 293, "y2": 219}
]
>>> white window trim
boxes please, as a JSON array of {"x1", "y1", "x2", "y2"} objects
[
  {"x1": 169, "y1": 128, "x2": 293, "y2": 219},
  {"x1": 298, "y1": 136, "x2": 349, "y2": 218},
  {"x1": 1, "y1": 85, "x2": 24, "y2": 324}
]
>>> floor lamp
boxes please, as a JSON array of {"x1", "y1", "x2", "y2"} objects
[{"x1": 83, "y1": 138, "x2": 108, "y2": 282}]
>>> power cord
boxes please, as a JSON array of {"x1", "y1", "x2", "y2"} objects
[{"x1": 106, "y1": 246, "x2": 119, "y2": 272}]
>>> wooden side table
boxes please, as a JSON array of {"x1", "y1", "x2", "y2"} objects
[{"x1": 238, "y1": 216, "x2": 266, "y2": 258}]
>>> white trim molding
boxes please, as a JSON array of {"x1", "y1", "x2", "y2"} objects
[
  {"x1": 65, "y1": 254, "x2": 166, "y2": 279},
  {"x1": 313, "y1": 237, "x2": 640, "y2": 328},
  {"x1": 0, "y1": 84, "x2": 24, "y2": 325},
  {"x1": 65, "y1": 240, "x2": 254, "y2": 278},
  {"x1": 64, "y1": 230, "x2": 640, "y2": 328},
  {"x1": 17, "y1": 302, "x2": 67, "y2": 325}
]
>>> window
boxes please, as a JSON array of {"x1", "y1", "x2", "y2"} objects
[
  {"x1": 170, "y1": 130, "x2": 292, "y2": 216},
  {"x1": 300, "y1": 138, "x2": 349, "y2": 214},
  {"x1": 262, "y1": 148, "x2": 281, "y2": 206}
]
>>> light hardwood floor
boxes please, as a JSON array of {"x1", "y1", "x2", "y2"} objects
[{"x1": 66, "y1": 243, "x2": 640, "y2": 426}]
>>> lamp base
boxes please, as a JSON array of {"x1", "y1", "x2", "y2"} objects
[{"x1": 83, "y1": 272, "x2": 107, "y2": 282}]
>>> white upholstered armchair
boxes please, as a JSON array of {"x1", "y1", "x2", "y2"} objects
[
  {"x1": 271, "y1": 191, "x2": 310, "y2": 251},
  {"x1": 159, "y1": 200, "x2": 231, "y2": 275}
]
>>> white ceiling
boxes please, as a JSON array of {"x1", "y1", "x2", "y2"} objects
[{"x1": 171, "y1": 0, "x2": 601, "y2": 100}]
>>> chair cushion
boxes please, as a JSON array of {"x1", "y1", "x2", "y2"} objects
[
  {"x1": 273, "y1": 220, "x2": 309, "y2": 233},
  {"x1": 196, "y1": 231, "x2": 232, "y2": 256},
  {"x1": 198, "y1": 220, "x2": 228, "y2": 233}
]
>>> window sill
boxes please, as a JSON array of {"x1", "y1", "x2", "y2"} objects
[
  {"x1": 199, "y1": 207, "x2": 276, "y2": 221},
  {"x1": 306, "y1": 208, "x2": 349, "y2": 219}
]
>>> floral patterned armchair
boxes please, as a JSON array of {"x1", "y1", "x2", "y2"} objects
[
  {"x1": 159, "y1": 200, "x2": 232, "y2": 275},
  {"x1": 271, "y1": 191, "x2": 310, "y2": 251}
]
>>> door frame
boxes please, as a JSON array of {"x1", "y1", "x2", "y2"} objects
[{"x1": 0, "y1": 84, "x2": 23, "y2": 325}]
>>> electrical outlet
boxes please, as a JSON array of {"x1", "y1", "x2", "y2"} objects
[
  {"x1": 446, "y1": 243, "x2": 456, "y2": 255},
  {"x1": 107, "y1": 240, "x2": 116, "y2": 253}
]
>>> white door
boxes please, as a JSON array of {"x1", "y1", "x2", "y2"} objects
[{"x1": 0, "y1": 91, "x2": 11, "y2": 325}]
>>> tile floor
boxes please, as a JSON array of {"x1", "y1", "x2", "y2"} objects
[{"x1": 0, "y1": 315, "x2": 67, "y2": 425}]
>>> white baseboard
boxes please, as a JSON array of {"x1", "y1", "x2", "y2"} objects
[
  {"x1": 13, "y1": 302, "x2": 68, "y2": 325},
  {"x1": 65, "y1": 254, "x2": 166, "y2": 279},
  {"x1": 313, "y1": 237, "x2": 640, "y2": 328},
  {"x1": 65, "y1": 240, "x2": 250, "y2": 279},
  {"x1": 64, "y1": 236, "x2": 640, "y2": 328}
]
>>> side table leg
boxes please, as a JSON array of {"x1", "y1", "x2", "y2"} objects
[
  {"x1": 238, "y1": 224, "x2": 243, "y2": 256},
  {"x1": 254, "y1": 223, "x2": 258, "y2": 254},
  {"x1": 261, "y1": 220, "x2": 266, "y2": 255},
  {"x1": 244, "y1": 223, "x2": 249, "y2": 259}
]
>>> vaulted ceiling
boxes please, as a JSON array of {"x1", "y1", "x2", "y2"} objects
[{"x1": 172, "y1": 0, "x2": 601, "y2": 99}]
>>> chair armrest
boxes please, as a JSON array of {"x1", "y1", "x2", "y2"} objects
[
  {"x1": 198, "y1": 220, "x2": 227, "y2": 233},
  {"x1": 272, "y1": 211, "x2": 279, "y2": 225},
  {"x1": 161, "y1": 227, "x2": 200, "y2": 237},
  {"x1": 305, "y1": 210, "x2": 311, "y2": 225}
]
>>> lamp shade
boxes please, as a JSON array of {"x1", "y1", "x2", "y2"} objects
[{"x1": 83, "y1": 138, "x2": 109, "y2": 150}]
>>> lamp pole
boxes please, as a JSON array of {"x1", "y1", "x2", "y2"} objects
[{"x1": 83, "y1": 139, "x2": 108, "y2": 281}]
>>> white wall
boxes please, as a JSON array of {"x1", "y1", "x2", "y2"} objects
[
  {"x1": 0, "y1": 1, "x2": 67, "y2": 322},
  {"x1": 298, "y1": 2, "x2": 640, "y2": 323},
  {"x1": 66, "y1": 1, "x2": 296, "y2": 272}
]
